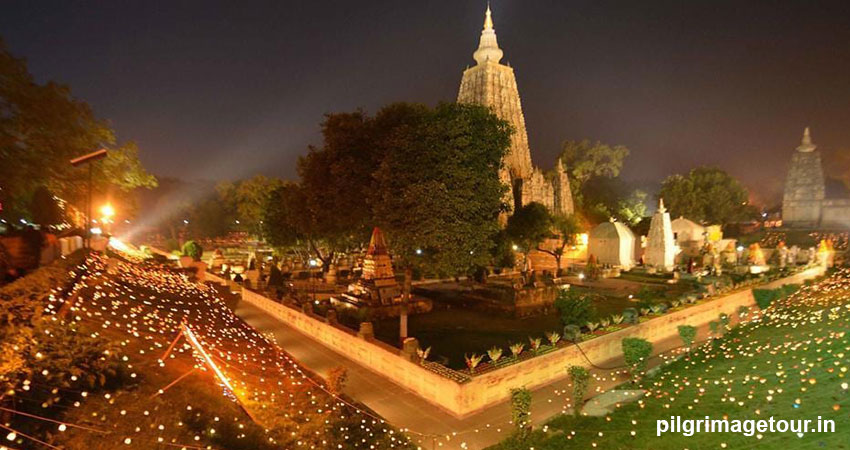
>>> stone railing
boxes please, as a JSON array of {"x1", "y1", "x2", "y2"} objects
[{"x1": 238, "y1": 265, "x2": 826, "y2": 417}]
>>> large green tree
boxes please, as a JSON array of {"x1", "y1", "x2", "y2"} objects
[
  {"x1": 0, "y1": 39, "x2": 156, "y2": 222},
  {"x1": 371, "y1": 102, "x2": 511, "y2": 291},
  {"x1": 559, "y1": 140, "x2": 629, "y2": 198},
  {"x1": 658, "y1": 167, "x2": 757, "y2": 225},
  {"x1": 216, "y1": 175, "x2": 284, "y2": 237}
]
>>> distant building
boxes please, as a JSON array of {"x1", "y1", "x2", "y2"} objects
[
  {"x1": 587, "y1": 220, "x2": 636, "y2": 270},
  {"x1": 457, "y1": 6, "x2": 573, "y2": 220},
  {"x1": 782, "y1": 128, "x2": 850, "y2": 228}
]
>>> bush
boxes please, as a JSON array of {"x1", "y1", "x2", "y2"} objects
[
  {"x1": 677, "y1": 325, "x2": 696, "y2": 349},
  {"x1": 182, "y1": 240, "x2": 203, "y2": 261},
  {"x1": 562, "y1": 325, "x2": 581, "y2": 342},
  {"x1": 554, "y1": 289, "x2": 597, "y2": 328},
  {"x1": 622, "y1": 337, "x2": 653, "y2": 379},
  {"x1": 753, "y1": 288, "x2": 776, "y2": 310},
  {"x1": 622, "y1": 307, "x2": 639, "y2": 324},
  {"x1": 567, "y1": 365, "x2": 590, "y2": 416},
  {"x1": 510, "y1": 387, "x2": 532, "y2": 439}
]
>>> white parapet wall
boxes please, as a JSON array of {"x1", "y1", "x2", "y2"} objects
[{"x1": 240, "y1": 265, "x2": 826, "y2": 417}]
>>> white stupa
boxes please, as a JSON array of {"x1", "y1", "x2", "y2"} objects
[{"x1": 645, "y1": 198, "x2": 677, "y2": 271}]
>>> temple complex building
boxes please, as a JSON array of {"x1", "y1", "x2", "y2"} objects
[
  {"x1": 457, "y1": 6, "x2": 573, "y2": 219},
  {"x1": 782, "y1": 128, "x2": 850, "y2": 228}
]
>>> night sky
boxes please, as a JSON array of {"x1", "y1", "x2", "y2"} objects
[{"x1": 4, "y1": 0, "x2": 850, "y2": 205}]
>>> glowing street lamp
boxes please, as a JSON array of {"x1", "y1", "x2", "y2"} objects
[{"x1": 100, "y1": 203, "x2": 115, "y2": 235}]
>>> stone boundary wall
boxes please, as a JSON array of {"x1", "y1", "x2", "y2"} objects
[
  {"x1": 237, "y1": 266, "x2": 825, "y2": 417},
  {"x1": 240, "y1": 288, "x2": 465, "y2": 414}
]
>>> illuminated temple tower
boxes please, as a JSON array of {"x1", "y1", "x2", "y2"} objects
[
  {"x1": 457, "y1": 5, "x2": 573, "y2": 218},
  {"x1": 782, "y1": 127, "x2": 826, "y2": 226}
]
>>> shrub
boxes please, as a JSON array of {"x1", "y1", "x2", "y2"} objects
[
  {"x1": 567, "y1": 365, "x2": 590, "y2": 416},
  {"x1": 545, "y1": 331, "x2": 561, "y2": 346},
  {"x1": 487, "y1": 347, "x2": 503, "y2": 363},
  {"x1": 554, "y1": 289, "x2": 597, "y2": 328},
  {"x1": 622, "y1": 337, "x2": 653, "y2": 379},
  {"x1": 529, "y1": 337, "x2": 542, "y2": 352},
  {"x1": 611, "y1": 314, "x2": 624, "y2": 325},
  {"x1": 600, "y1": 317, "x2": 611, "y2": 328},
  {"x1": 737, "y1": 305, "x2": 749, "y2": 320},
  {"x1": 510, "y1": 388, "x2": 532, "y2": 439},
  {"x1": 562, "y1": 325, "x2": 581, "y2": 342},
  {"x1": 465, "y1": 353, "x2": 484, "y2": 373},
  {"x1": 719, "y1": 313, "x2": 730, "y2": 329},
  {"x1": 708, "y1": 321, "x2": 720, "y2": 337},
  {"x1": 586, "y1": 321, "x2": 600, "y2": 333},
  {"x1": 509, "y1": 342, "x2": 525, "y2": 358},
  {"x1": 182, "y1": 240, "x2": 203, "y2": 261},
  {"x1": 677, "y1": 325, "x2": 696, "y2": 349},
  {"x1": 622, "y1": 308, "x2": 639, "y2": 324}
]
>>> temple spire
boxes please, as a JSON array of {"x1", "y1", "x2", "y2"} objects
[
  {"x1": 658, "y1": 198, "x2": 667, "y2": 214},
  {"x1": 484, "y1": 3, "x2": 494, "y2": 30},
  {"x1": 797, "y1": 126, "x2": 816, "y2": 152},
  {"x1": 473, "y1": 4, "x2": 503, "y2": 65}
]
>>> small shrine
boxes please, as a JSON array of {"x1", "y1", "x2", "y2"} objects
[{"x1": 342, "y1": 227, "x2": 402, "y2": 306}]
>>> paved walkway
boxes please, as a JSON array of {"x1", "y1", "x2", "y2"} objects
[{"x1": 234, "y1": 298, "x2": 720, "y2": 449}]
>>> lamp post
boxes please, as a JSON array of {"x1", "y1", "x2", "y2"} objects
[{"x1": 70, "y1": 149, "x2": 108, "y2": 248}]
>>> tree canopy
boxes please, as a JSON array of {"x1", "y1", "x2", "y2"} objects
[
  {"x1": 263, "y1": 102, "x2": 512, "y2": 277},
  {"x1": 0, "y1": 39, "x2": 156, "y2": 222},
  {"x1": 658, "y1": 167, "x2": 757, "y2": 225},
  {"x1": 505, "y1": 202, "x2": 552, "y2": 258}
]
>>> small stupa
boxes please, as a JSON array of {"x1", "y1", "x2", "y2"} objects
[
  {"x1": 645, "y1": 198, "x2": 677, "y2": 272},
  {"x1": 344, "y1": 227, "x2": 402, "y2": 306}
]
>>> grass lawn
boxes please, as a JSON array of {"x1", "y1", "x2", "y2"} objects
[
  {"x1": 373, "y1": 287, "x2": 635, "y2": 369},
  {"x1": 491, "y1": 269, "x2": 850, "y2": 449}
]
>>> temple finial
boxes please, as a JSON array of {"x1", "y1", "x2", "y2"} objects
[
  {"x1": 797, "y1": 126, "x2": 816, "y2": 152},
  {"x1": 484, "y1": 3, "x2": 494, "y2": 30},
  {"x1": 473, "y1": 3, "x2": 503, "y2": 65},
  {"x1": 658, "y1": 198, "x2": 666, "y2": 213}
]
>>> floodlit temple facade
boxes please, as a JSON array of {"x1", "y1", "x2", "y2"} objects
[
  {"x1": 782, "y1": 128, "x2": 850, "y2": 228},
  {"x1": 457, "y1": 6, "x2": 573, "y2": 218}
]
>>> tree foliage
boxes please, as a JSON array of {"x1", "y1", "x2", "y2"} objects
[
  {"x1": 0, "y1": 39, "x2": 156, "y2": 221},
  {"x1": 505, "y1": 202, "x2": 552, "y2": 262},
  {"x1": 371, "y1": 102, "x2": 510, "y2": 276},
  {"x1": 658, "y1": 167, "x2": 757, "y2": 225},
  {"x1": 554, "y1": 289, "x2": 598, "y2": 328}
]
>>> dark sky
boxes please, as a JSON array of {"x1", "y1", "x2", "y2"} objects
[{"x1": 4, "y1": 0, "x2": 850, "y2": 205}]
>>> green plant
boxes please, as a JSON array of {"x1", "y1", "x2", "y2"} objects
[
  {"x1": 622, "y1": 337, "x2": 653, "y2": 380},
  {"x1": 622, "y1": 308, "x2": 639, "y2": 324},
  {"x1": 416, "y1": 346, "x2": 431, "y2": 364},
  {"x1": 719, "y1": 313, "x2": 730, "y2": 329},
  {"x1": 563, "y1": 325, "x2": 581, "y2": 342},
  {"x1": 181, "y1": 240, "x2": 203, "y2": 261},
  {"x1": 509, "y1": 342, "x2": 525, "y2": 358},
  {"x1": 611, "y1": 314, "x2": 624, "y2": 325},
  {"x1": 737, "y1": 305, "x2": 749, "y2": 320},
  {"x1": 586, "y1": 321, "x2": 599, "y2": 333},
  {"x1": 753, "y1": 288, "x2": 777, "y2": 310},
  {"x1": 465, "y1": 353, "x2": 484, "y2": 373},
  {"x1": 546, "y1": 331, "x2": 561, "y2": 346},
  {"x1": 600, "y1": 317, "x2": 611, "y2": 328},
  {"x1": 677, "y1": 325, "x2": 696, "y2": 350},
  {"x1": 529, "y1": 336, "x2": 542, "y2": 352},
  {"x1": 708, "y1": 320, "x2": 720, "y2": 337},
  {"x1": 553, "y1": 289, "x2": 598, "y2": 328},
  {"x1": 510, "y1": 387, "x2": 533, "y2": 440},
  {"x1": 488, "y1": 347, "x2": 503, "y2": 363},
  {"x1": 567, "y1": 365, "x2": 590, "y2": 416}
]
